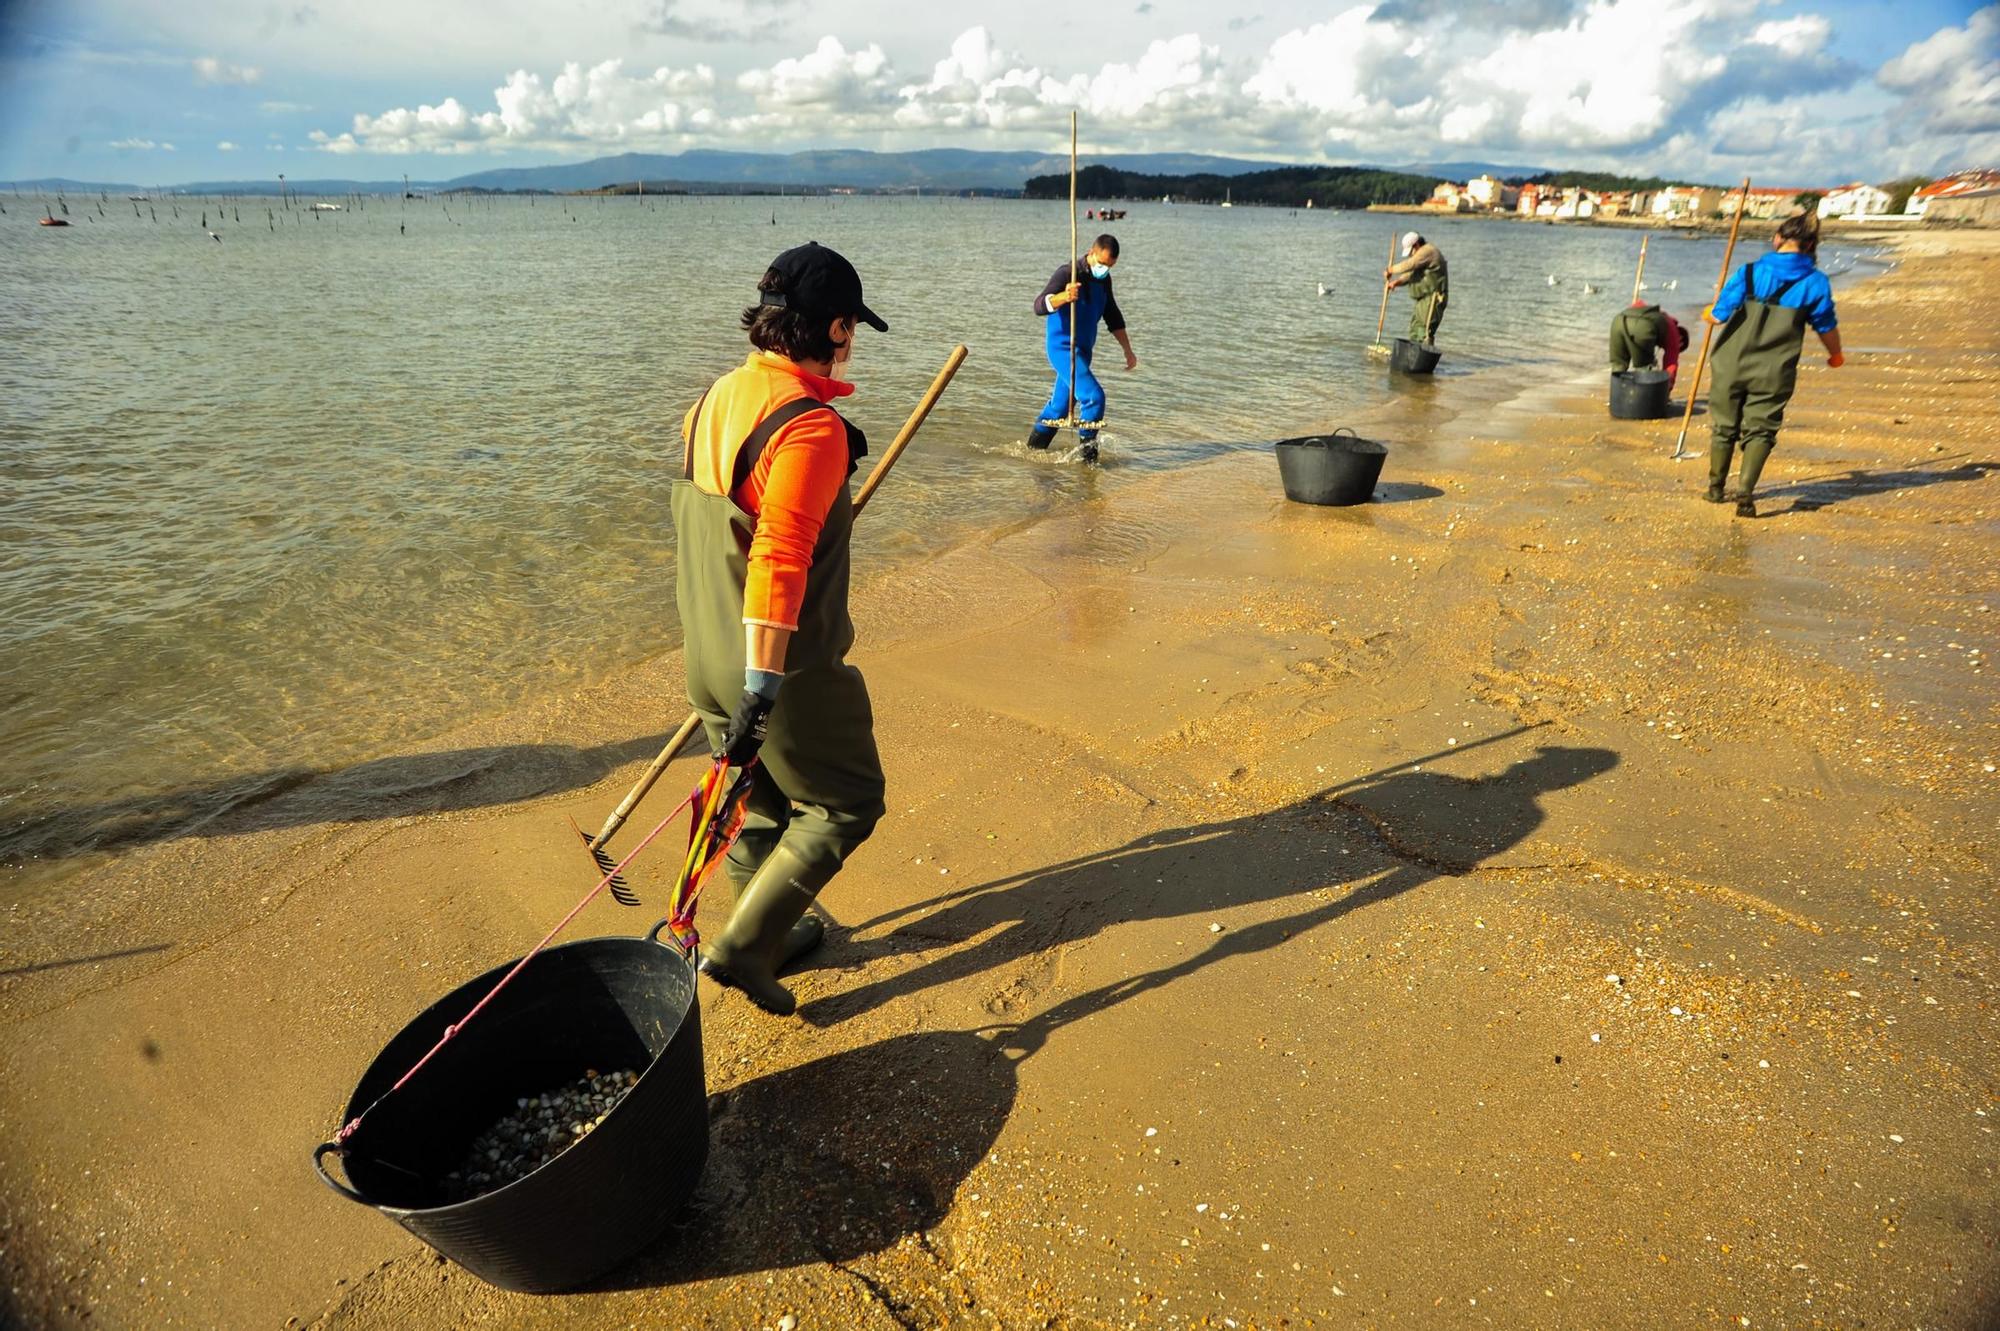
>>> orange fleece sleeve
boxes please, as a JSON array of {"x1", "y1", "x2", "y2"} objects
[{"x1": 737, "y1": 412, "x2": 849, "y2": 631}]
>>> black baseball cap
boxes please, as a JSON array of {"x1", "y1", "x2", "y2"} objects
[{"x1": 757, "y1": 241, "x2": 888, "y2": 332}]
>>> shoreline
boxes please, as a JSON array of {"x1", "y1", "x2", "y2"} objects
[
  {"x1": 3, "y1": 233, "x2": 1997, "y2": 1330},
  {"x1": 1364, "y1": 199, "x2": 1939, "y2": 240}
]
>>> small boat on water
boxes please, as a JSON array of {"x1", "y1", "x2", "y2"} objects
[
  {"x1": 39, "y1": 215, "x2": 69, "y2": 227},
  {"x1": 309, "y1": 202, "x2": 344, "y2": 212}
]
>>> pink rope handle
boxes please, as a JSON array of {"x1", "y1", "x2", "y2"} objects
[{"x1": 334, "y1": 783, "x2": 701, "y2": 1146}]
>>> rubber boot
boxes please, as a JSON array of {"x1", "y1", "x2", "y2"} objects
[
  {"x1": 1707, "y1": 438, "x2": 1735, "y2": 498},
  {"x1": 1737, "y1": 437, "x2": 1775, "y2": 495},
  {"x1": 721, "y1": 871, "x2": 826, "y2": 970},
  {"x1": 1026, "y1": 426, "x2": 1056, "y2": 450},
  {"x1": 699, "y1": 846, "x2": 836, "y2": 1016}
]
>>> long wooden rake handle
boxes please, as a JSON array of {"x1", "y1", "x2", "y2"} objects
[
  {"x1": 1671, "y1": 178, "x2": 1751, "y2": 460},
  {"x1": 584, "y1": 344, "x2": 970, "y2": 857},
  {"x1": 1374, "y1": 231, "x2": 1394, "y2": 345}
]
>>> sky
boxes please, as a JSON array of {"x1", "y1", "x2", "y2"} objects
[{"x1": 0, "y1": 0, "x2": 1994, "y2": 186}]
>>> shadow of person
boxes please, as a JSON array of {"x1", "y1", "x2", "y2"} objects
[
  {"x1": 578, "y1": 742, "x2": 1616, "y2": 1293},
  {"x1": 587, "y1": 1027, "x2": 1017, "y2": 1291},
  {"x1": 800, "y1": 745, "x2": 1619, "y2": 1030},
  {"x1": 1, "y1": 731, "x2": 678, "y2": 868},
  {"x1": 1760, "y1": 460, "x2": 1995, "y2": 514}
]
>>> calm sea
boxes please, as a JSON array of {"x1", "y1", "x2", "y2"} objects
[{"x1": 0, "y1": 191, "x2": 1881, "y2": 875}]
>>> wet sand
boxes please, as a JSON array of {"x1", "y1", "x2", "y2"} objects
[{"x1": 2, "y1": 232, "x2": 1996, "y2": 1330}]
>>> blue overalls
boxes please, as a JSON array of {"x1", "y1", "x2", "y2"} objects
[{"x1": 1036, "y1": 270, "x2": 1113, "y2": 444}]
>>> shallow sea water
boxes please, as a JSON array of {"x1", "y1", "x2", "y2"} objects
[{"x1": 0, "y1": 191, "x2": 1881, "y2": 869}]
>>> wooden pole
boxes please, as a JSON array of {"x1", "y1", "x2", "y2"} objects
[
  {"x1": 1371, "y1": 231, "x2": 1395, "y2": 351},
  {"x1": 1067, "y1": 110, "x2": 1079, "y2": 432},
  {"x1": 584, "y1": 344, "x2": 970, "y2": 857},
  {"x1": 1629, "y1": 233, "x2": 1650, "y2": 304},
  {"x1": 1671, "y1": 178, "x2": 1752, "y2": 460}
]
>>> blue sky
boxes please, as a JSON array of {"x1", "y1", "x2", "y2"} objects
[{"x1": 1, "y1": 0, "x2": 1993, "y2": 185}]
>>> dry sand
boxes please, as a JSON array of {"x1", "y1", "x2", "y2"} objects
[{"x1": 2, "y1": 232, "x2": 1996, "y2": 1331}]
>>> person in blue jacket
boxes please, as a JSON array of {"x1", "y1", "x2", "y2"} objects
[
  {"x1": 1026, "y1": 233, "x2": 1138, "y2": 463},
  {"x1": 1703, "y1": 211, "x2": 1845, "y2": 517}
]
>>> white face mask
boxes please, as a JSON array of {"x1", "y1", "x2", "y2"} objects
[{"x1": 829, "y1": 323, "x2": 857, "y2": 382}]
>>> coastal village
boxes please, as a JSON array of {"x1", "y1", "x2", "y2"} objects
[{"x1": 1419, "y1": 165, "x2": 2000, "y2": 224}]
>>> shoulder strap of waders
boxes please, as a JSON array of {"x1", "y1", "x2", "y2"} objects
[
  {"x1": 1766, "y1": 269, "x2": 1812, "y2": 305},
  {"x1": 681, "y1": 389, "x2": 711, "y2": 481},
  {"x1": 730, "y1": 396, "x2": 836, "y2": 494}
]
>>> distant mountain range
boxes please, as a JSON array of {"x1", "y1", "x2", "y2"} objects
[{"x1": 2, "y1": 150, "x2": 1557, "y2": 197}]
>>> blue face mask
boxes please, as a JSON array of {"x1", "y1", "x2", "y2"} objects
[{"x1": 1089, "y1": 261, "x2": 1111, "y2": 280}]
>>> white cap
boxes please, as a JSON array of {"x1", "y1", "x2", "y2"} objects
[{"x1": 1401, "y1": 231, "x2": 1422, "y2": 255}]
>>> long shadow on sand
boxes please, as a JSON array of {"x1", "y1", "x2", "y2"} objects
[
  {"x1": 802, "y1": 744, "x2": 1616, "y2": 1031},
  {"x1": 1, "y1": 731, "x2": 680, "y2": 868},
  {"x1": 592, "y1": 742, "x2": 1616, "y2": 1289},
  {"x1": 1759, "y1": 460, "x2": 1995, "y2": 514}
]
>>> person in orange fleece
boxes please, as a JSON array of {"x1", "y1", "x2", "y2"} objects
[{"x1": 674, "y1": 241, "x2": 888, "y2": 1016}]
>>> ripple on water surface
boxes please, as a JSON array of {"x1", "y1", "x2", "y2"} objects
[{"x1": 0, "y1": 196, "x2": 1880, "y2": 876}]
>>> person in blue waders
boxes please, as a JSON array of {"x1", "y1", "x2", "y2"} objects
[{"x1": 1026, "y1": 233, "x2": 1137, "y2": 463}]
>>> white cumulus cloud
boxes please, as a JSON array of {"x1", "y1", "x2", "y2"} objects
[
  {"x1": 318, "y1": 59, "x2": 720, "y2": 154},
  {"x1": 217, "y1": 140, "x2": 240, "y2": 151},
  {"x1": 305, "y1": 5, "x2": 1994, "y2": 179},
  {"x1": 109, "y1": 138, "x2": 176, "y2": 151},
  {"x1": 1878, "y1": 3, "x2": 2000, "y2": 134}
]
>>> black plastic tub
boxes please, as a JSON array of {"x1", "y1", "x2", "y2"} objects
[
  {"x1": 1390, "y1": 338, "x2": 1442, "y2": 375},
  {"x1": 1274, "y1": 430, "x2": 1388, "y2": 506},
  {"x1": 313, "y1": 923, "x2": 707, "y2": 1293},
  {"x1": 1609, "y1": 369, "x2": 1672, "y2": 419}
]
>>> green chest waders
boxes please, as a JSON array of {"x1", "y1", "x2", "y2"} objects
[
  {"x1": 1407, "y1": 261, "x2": 1449, "y2": 345},
  {"x1": 672, "y1": 395, "x2": 887, "y2": 1014},
  {"x1": 1707, "y1": 262, "x2": 1811, "y2": 500},
  {"x1": 1610, "y1": 305, "x2": 1664, "y2": 372}
]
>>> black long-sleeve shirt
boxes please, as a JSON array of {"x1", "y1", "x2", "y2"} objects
[{"x1": 1033, "y1": 258, "x2": 1125, "y2": 333}]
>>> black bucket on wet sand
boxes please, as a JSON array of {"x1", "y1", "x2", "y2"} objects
[
  {"x1": 1609, "y1": 369, "x2": 1672, "y2": 419},
  {"x1": 1274, "y1": 429, "x2": 1388, "y2": 506},
  {"x1": 313, "y1": 923, "x2": 707, "y2": 1293},
  {"x1": 1390, "y1": 338, "x2": 1442, "y2": 375}
]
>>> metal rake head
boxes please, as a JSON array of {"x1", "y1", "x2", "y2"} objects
[{"x1": 567, "y1": 816, "x2": 641, "y2": 907}]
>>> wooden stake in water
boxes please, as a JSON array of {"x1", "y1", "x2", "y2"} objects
[
  {"x1": 1671, "y1": 178, "x2": 1752, "y2": 460},
  {"x1": 1630, "y1": 234, "x2": 1650, "y2": 303}
]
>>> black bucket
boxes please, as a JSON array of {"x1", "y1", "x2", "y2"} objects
[
  {"x1": 1390, "y1": 338, "x2": 1442, "y2": 375},
  {"x1": 313, "y1": 922, "x2": 707, "y2": 1293},
  {"x1": 1274, "y1": 429, "x2": 1388, "y2": 506},
  {"x1": 1609, "y1": 369, "x2": 1672, "y2": 419}
]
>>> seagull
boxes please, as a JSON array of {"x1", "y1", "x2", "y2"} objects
[
  {"x1": 1316, "y1": 281, "x2": 1329, "y2": 297},
  {"x1": 1582, "y1": 282, "x2": 1600, "y2": 294},
  {"x1": 1546, "y1": 274, "x2": 1559, "y2": 285},
  {"x1": 206, "y1": 229, "x2": 221, "y2": 242},
  {"x1": 1664, "y1": 278, "x2": 1678, "y2": 290}
]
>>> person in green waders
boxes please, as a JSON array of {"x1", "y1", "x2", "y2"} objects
[
  {"x1": 1704, "y1": 211, "x2": 1844, "y2": 517},
  {"x1": 1609, "y1": 301, "x2": 1685, "y2": 386},
  {"x1": 675, "y1": 242, "x2": 888, "y2": 1015},
  {"x1": 1384, "y1": 231, "x2": 1447, "y2": 344}
]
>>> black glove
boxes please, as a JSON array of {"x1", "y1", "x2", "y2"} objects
[{"x1": 718, "y1": 690, "x2": 774, "y2": 766}]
